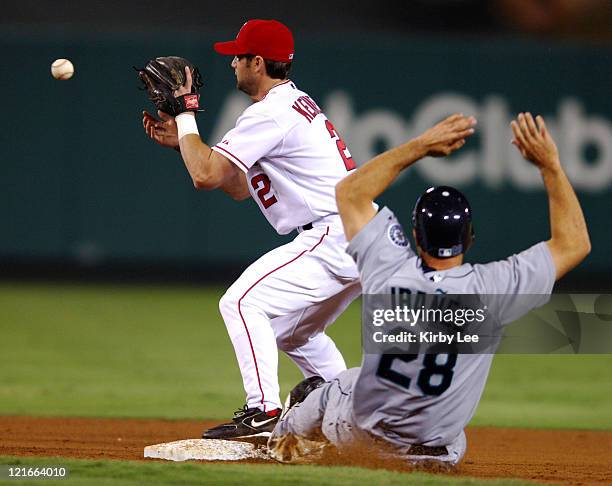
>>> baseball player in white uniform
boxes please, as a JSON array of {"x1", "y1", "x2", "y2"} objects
[
  {"x1": 142, "y1": 19, "x2": 362, "y2": 439},
  {"x1": 268, "y1": 113, "x2": 590, "y2": 465}
]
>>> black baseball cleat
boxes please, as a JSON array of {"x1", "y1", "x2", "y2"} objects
[
  {"x1": 282, "y1": 376, "x2": 326, "y2": 418},
  {"x1": 202, "y1": 405, "x2": 281, "y2": 442}
]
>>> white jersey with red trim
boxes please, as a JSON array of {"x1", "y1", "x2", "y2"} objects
[{"x1": 211, "y1": 80, "x2": 356, "y2": 235}]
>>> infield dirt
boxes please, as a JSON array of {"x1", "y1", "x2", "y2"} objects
[{"x1": 0, "y1": 416, "x2": 610, "y2": 485}]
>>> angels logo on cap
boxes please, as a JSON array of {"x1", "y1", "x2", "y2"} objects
[{"x1": 213, "y1": 19, "x2": 295, "y2": 63}]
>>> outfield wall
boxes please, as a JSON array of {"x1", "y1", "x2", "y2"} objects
[{"x1": 1, "y1": 32, "x2": 610, "y2": 276}]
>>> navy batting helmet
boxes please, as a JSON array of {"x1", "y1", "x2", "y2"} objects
[{"x1": 412, "y1": 186, "x2": 474, "y2": 259}]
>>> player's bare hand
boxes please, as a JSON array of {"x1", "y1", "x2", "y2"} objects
[
  {"x1": 416, "y1": 114, "x2": 477, "y2": 157},
  {"x1": 511, "y1": 113, "x2": 560, "y2": 170},
  {"x1": 142, "y1": 110, "x2": 179, "y2": 149},
  {"x1": 173, "y1": 66, "x2": 193, "y2": 98}
]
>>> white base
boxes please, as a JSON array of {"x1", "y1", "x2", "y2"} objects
[{"x1": 144, "y1": 439, "x2": 271, "y2": 462}]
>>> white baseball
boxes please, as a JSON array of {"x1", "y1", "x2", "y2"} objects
[{"x1": 51, "y1": 59, "x2": 74, "y2": 80}]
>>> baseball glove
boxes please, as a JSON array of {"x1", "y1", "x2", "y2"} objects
[{"x1": 136, "y1": 56, "x2": 204, "y2": 116}]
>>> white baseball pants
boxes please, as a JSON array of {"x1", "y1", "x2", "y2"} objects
[{"x1": 218, "y1": 215, "x2": 361, "y2": 411}]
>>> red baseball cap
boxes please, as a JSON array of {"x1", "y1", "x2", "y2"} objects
[{"x1": 214, "y1": 19, "x2": 294, "y2": 63}]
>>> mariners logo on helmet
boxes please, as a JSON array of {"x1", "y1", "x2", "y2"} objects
[{"x1": 388, "y1": 224, "x2": 409, "y2": 248}]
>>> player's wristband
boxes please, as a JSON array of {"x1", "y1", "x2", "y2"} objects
[{"x1": 176, "y1": 113, "x2": 199, "y2": 140}]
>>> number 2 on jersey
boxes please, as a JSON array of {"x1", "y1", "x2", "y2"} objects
[
  {"x1": 325, "y1": 119, "x2": 356, "y2": 171},
  {"x1": 251, "y1": 174, "x2": 278, "y2": 209}
]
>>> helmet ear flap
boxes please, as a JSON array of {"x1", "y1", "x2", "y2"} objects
[{"x1": 412, "y1": 193, "x2": 434, "y2": 256}]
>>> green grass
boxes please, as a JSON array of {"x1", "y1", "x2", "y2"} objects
[
  {"x1": 0, "y1": 456, "x2": 536, "y2": 486},
  {"x1": 1, "y1": 282, "x2": 611, "y2": 429},
  {"x1": 476, "y1": 355, "x2": 612, "y2": 428}
]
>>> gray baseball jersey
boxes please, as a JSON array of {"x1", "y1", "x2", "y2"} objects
[
  {"x1": 270, "y1": 206, "x2": 556, "y2": 463},
  {"x1": 347, "y1": 206, "x2": 556, "y2": 448}
]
